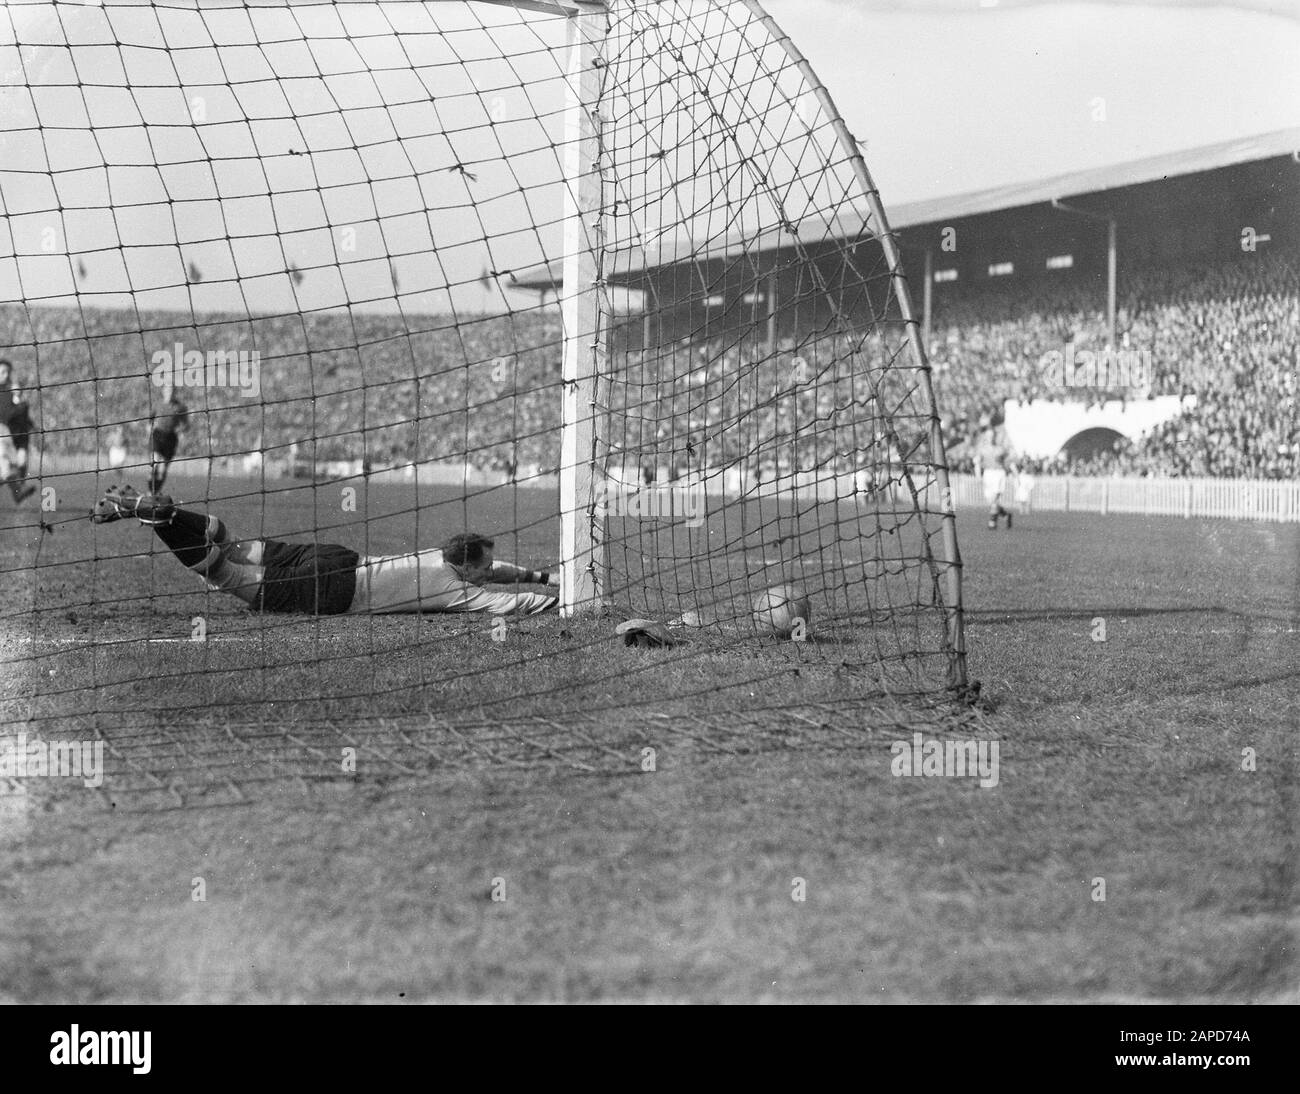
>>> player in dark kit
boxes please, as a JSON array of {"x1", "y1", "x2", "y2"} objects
[
  {"x1": 90, "y1": 485, "x2": 559, "y2": 616},
  {"x1": 148, "y1": 380, "x2": 189, "y2": 493},
  {"x1": 0, "y1": 359, "x2": 38, "y2": 504}
]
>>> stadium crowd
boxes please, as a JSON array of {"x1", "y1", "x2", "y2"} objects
[
  {"x1": 932, "y1": 247, "x2": 1298, "y2": 478},
  {"x1": 3, "y1": 246, "x2": 1295, "y2": 482}
]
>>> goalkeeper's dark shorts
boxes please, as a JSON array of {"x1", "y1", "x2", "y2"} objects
[{"x1": 255, "y1": 540, "x2": 360, "y2": 615}]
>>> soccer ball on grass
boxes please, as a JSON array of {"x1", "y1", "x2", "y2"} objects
[{"x1": 751, "y1": 584, "x2": 813, "y2": 639}]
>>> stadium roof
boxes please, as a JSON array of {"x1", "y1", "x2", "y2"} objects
[
  {"x1": 512, "y1": 126, "x2": 1300, "y2": 291},
  {"x1": 885, "y1": 125, "x2": 1300, "y2": 228}
]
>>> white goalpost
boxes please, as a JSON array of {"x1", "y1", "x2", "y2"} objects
[{"x1": 557, "y1": 0, "x2": 609, "y2": 616}]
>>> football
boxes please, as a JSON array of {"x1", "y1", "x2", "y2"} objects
[{"x1": 751, "y1": 584, "x2": 813, "y2": 638}]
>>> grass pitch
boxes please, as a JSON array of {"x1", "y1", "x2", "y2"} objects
[{"x1": 0, "y1": 472, "x2": 1295, "y2": 1002}]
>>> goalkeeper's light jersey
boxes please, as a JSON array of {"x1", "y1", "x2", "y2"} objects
[{"x1": 350, "y1": 548, "x2": 558, "y2": 616}]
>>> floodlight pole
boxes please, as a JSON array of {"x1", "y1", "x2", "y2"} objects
[
  {"x1": 922, "y1": 248, "x2": 933, "y2": 348},
  {"x1": 1052, "y1": 198, "x2": 1118, "y2": 347},
  {"x1": 559, "y1": 0, "x2": 610, "y2": 617}
]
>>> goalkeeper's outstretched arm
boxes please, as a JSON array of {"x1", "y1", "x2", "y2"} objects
[{"x1": 490, "y1": 559, "x2": 557, "y2": 586}]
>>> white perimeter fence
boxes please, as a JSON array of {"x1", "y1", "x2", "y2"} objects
[
  {"x1": 32, "y1": 453, "x2": 1300, "y2": 524},
  {"x1": 949, "y1": 473, "x2": 1300, "y2": 523}
]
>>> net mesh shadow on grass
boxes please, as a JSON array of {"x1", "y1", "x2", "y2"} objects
[
  {"x1": 4, "y1": 692, "x2": 985, "y2": 815},
  {"x1": 2, "y1": 606, "x2": 977, "y2": 814}
]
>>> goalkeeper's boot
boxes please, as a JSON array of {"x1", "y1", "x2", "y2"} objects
[{"x1": 91, "y1": 485, "x2": 175, "y2": 526}]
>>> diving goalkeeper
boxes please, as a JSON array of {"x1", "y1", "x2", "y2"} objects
[{"x1": 90, "y1": 485, "x2": 559, "y2": 616}]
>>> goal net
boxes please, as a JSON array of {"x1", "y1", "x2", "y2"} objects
[{"x1": 0, "y1": 0, "x2": 967, "y2": 803}]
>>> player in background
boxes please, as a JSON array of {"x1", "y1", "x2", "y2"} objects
[
  {"x1": 974, "y1": 412, "x2": 1013, "y2": 530},
  {"x1": 1014, "y1": 467, "x2": 1035, "y2": 516},
  {"x1": 149, "y1": 380, "x2": 189, "y2": 493},
  {"x1": 0, "y1": 433, "x2": 13, "y2": 491},
  {"x1": 106, "y1": 425, "x2": 128, "y2": 470},
  {"x1": 0, "y1": 359, "x2": 38, "y2": 504},
  {"x1": 90, "y1": 485, "x2": 559, "y2": 617}
]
